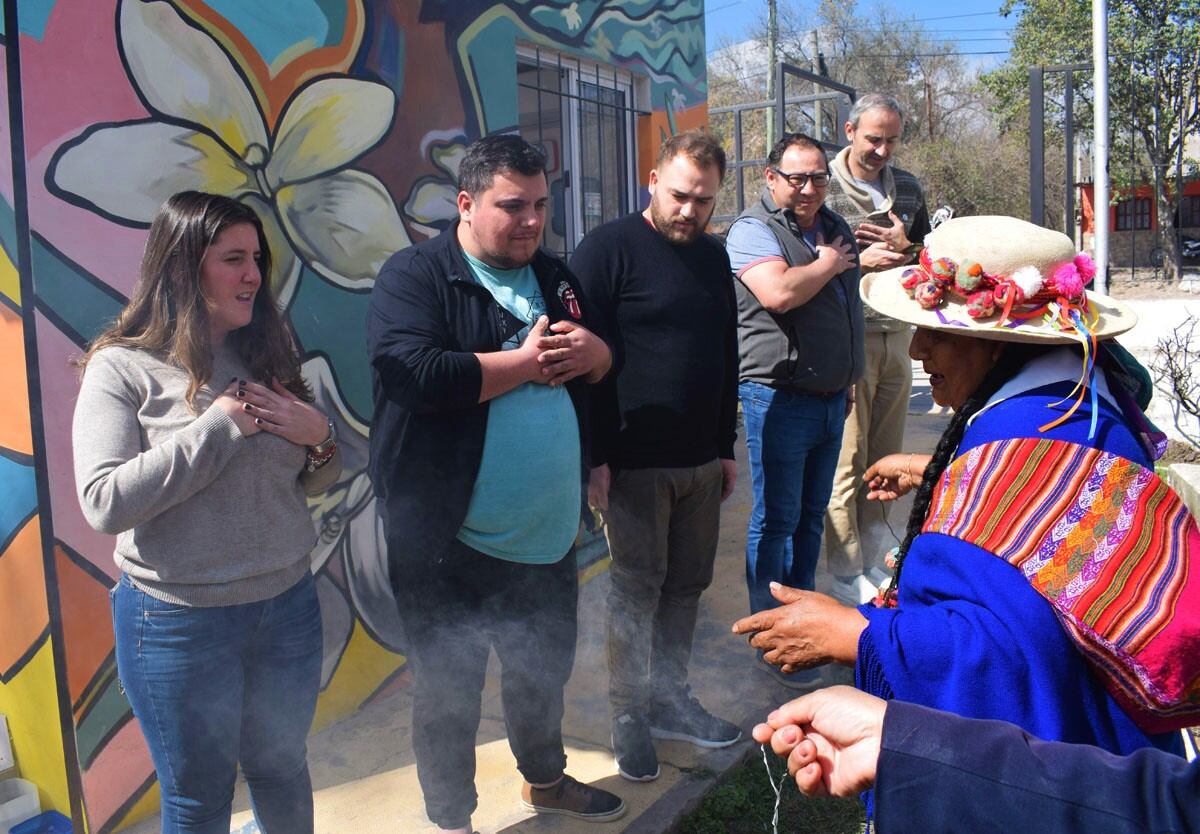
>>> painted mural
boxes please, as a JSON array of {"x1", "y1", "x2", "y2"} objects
[{"x1": 2, "y1": 0, "x2": 708, "y2": 829}]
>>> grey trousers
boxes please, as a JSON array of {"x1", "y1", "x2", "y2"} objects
[{"x1": 603, "y1": 459, "x2": 722, "y2": 717}]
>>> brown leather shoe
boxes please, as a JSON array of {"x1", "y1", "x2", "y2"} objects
[{"x1": 520, "y1": 773, "x2": 626, "y2": 822}]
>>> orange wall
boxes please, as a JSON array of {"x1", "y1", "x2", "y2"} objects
[{"x1": 1079, "y1": 181, "x2": 1200, "y2": 233}]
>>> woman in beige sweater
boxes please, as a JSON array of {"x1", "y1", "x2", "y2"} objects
[{"x1": 73, "y1": 192, "x2": 339, "y2": 834}]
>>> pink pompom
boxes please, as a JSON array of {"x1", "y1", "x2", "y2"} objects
[
  {"x1": 1074, "y1": 253, "x2": 1097, "y2": 281},
  {"x1": 1050, "y1": 261, "x2": 1085, "y2": 299}
]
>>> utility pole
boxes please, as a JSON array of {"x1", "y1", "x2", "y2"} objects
[
  {"x1": 924, "y1": 74, "x2": 934, "y2": 139},
  {"x1": 1093, "y1": 0, "x2": 1109, "y2": 293},
  {"x1": 811, "y1": 28, "x2": 821, "y2": 140},
  {"x1": 766, "y1": 0, "x2": 778, "y2": 148}
]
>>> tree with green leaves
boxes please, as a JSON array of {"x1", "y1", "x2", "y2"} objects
[{"x1": 982, "y1": 0, "x2": 1200, "y2": 280}]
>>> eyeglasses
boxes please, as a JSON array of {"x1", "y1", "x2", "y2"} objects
[{"x1": 770, "y1": 168, "x2": 830, "y2": 189}]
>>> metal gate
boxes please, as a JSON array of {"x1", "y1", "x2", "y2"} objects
[
  {"x1": 1028, "y1": 46, "x2": 1200, "y2": 284},
  {"x1": 709, "y1": 63, "x2": 856, "y2": 231}
]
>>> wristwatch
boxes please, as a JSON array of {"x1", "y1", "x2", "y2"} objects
[{"x1": 309, "y1": 419, "x2": 337, "y2": 455}]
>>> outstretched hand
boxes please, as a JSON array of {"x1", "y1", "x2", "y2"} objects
[
  {"x1": 752, "y1": 685, "x2": 885, "y2": 797},
  {"x1": 732, "y1": 583, "x2": 866, "y2": 670},
  {"x1": 864, "y1": 453, "x2": 929, "y2": 502}
]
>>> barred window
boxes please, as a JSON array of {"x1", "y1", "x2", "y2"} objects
[
  {"x1": 517, "y1": 45, "x2": 647, "y2": 259},
  {"x1": 1179, "y1": 195, "x2": 1200, "y2": 228},
  {"x1": 1115, "y1": 197, "x2": 1151, "y2": 231}
]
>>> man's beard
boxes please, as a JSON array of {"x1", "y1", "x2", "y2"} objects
[{"x1": 649, "y1": 197, "x2": 706, "y2": 245}]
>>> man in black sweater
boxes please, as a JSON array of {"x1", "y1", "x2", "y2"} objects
[{"x1": 570, "y1": 130, "x2": 741, "y2": 783}]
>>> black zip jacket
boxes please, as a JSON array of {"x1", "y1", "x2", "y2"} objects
[{"x1": 367, "y1": 221, "x2": 599, "y2": 586}]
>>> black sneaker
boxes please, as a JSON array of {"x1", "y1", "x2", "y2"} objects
[
  {"x1": 611, "y1": 712, "x2": 660, "y2": 781},
  {"x1": 649, "y1": 690, "x2": 742, "y2": 748},
  {"x1": 520, "y1": 773, "x2": 626, "y2": 822}
]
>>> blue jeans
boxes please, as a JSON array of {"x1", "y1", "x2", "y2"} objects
[
  {"x1": 740, "y1": 381, "x2": 846, "y2": 613},
  {"x1": 111, "y1": 572, "x2": 322, "y2": 834}
]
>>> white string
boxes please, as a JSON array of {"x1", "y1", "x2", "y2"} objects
[{"x1": 760, "y1": 743, "x2": 786, "y2": 834}]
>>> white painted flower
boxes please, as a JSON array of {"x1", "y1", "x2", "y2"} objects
[
  {"x1": 563, "y1": 2, "x2": 583, "y2": 30},
  {"x1": 302, "y1": 355, "x2": 406, "y2": 664},
  {"x1": 51, "y1": 0, "x2": 409, "y2": 304},
  {"x1": 403, "y1": 134, "x2": 468, "y2": 238}
]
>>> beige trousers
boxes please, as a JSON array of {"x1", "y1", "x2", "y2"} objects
[{"x1": 824, "y1": 329, "x2": 912, "y2": 577}]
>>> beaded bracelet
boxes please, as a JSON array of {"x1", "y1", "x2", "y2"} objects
[{"x1": 305, "y1": 443, "x2": 337, "y2": 472}]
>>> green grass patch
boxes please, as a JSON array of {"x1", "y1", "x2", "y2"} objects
[{"x1": 679, "y1": 750, "x2": 866, "y2": 834}]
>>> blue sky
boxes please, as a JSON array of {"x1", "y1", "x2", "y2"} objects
[{"x1": 704, "y1": 0, "x2": 1019, "y2": 72}]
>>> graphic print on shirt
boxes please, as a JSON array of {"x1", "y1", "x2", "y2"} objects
[
  {"x1": 501, "y1": 288, "x2": 546, "y2": 350},
  {"x1": 557, "y1": 280, "x2": 582, "y2": 320}
]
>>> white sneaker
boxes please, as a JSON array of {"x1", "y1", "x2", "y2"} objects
[
  {"x1": 865, "y1": 564, "x2": 894, "y2": 590},
  {"x1": 829, "y1": 574, "x2": 877, "y2": 606}
]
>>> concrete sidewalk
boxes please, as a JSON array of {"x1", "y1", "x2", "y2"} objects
[{"x1": 126, "y1": 377, "x2": 950, "y2": 834}]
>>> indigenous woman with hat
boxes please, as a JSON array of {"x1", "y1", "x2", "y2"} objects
[{"x1": 735, "y1": 215, "x2": 1198, "y2": 765}]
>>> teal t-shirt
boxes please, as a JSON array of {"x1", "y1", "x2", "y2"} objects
[{"x1": 456, "y1": 251, "x2": 581, "y2": 563}]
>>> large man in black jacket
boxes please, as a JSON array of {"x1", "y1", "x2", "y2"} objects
[{"x1": 367, "y1": 135, "x2": 623, "y2": 833}]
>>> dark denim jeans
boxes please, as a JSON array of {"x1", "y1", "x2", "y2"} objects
[
  {"x1": 739, "y1": 381, "x2": 847, "y2": 612},
  {"x1": 111, "y1": 572, "x2": 322, "y2": 834},
  {"x1": 393, "y1": 538, "x2": 579, "y2": 830}
]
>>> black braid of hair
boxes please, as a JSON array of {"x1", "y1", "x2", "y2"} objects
[{"x1": 888, "y1": 341, "x2": 1054, "y2": 597}]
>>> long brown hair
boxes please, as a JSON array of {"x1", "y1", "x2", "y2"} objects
[{"x1": 79, "y1": 191, "x2": 310, "y2": 409}]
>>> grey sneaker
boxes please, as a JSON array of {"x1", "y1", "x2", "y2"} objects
[
  {"x1": 756, "y1": 651, "x2": 825, "y2": 690},
  {"x1": 612, "y1": 712, "x2": 660, "y2": 781},
  {"x1": 521, "y1": 774, "x2": 626, "y2": 822},
  {"x1": 649, "y1": 690, "x2": 742, "y2": 748}
]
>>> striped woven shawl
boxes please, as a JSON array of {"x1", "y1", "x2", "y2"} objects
[{"x1": 924, "y1": 436, "x2": 1200, "y2": 733}]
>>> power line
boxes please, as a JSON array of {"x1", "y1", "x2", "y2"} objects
[
  {"x1": 706, "y1": 8, "x2": 1017, "y2": 45},
  {"x1": 707, "y1": 53, "x2": 1011, "y2": 91},
  {"x1": 904, "y1": 10, "x2": 1007, "y2": 21},
  {"x1": 705, "y1": 0, "x2": 747, "y2": 15}
]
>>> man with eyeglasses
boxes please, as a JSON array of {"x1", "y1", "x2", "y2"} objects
[
  {"x1": 823, "y1": 94, "x2": 931, "y2": 608},
  {"x1": 725, "y1": 132, "x2": 863, "y2": 689}
]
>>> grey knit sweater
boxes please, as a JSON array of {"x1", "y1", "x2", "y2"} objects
[{"x1": 73, "y1": 345, "x2": 341, "y2": 606}]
